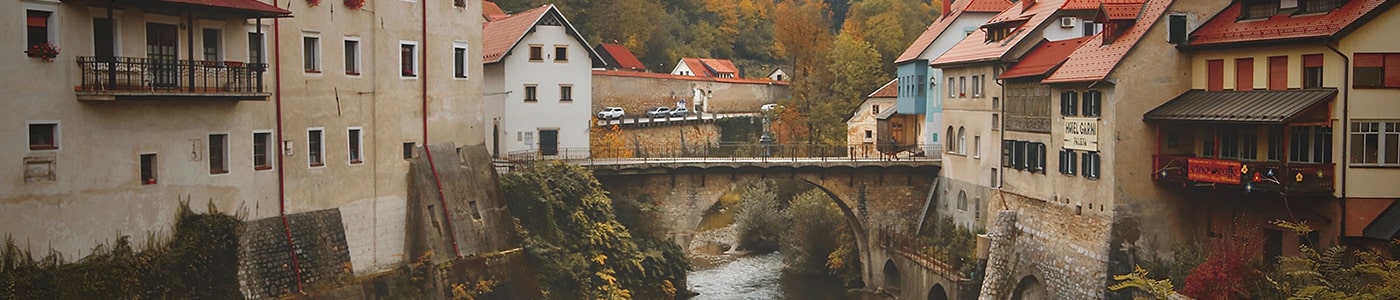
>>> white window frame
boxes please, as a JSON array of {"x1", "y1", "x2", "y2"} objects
[
  {"x1": 90, "y1": 12, "x2": 123, "y2": 58},
  {"x1": 22, "y1": 3, "x2": 60, "y2": 51},
  {"x1": 972, "y1": 75, "x2": 983, "y2": 97},
  {"x1": 948, "y1": 77, "x2": 956, "y2": 97},
  {"x1": 27, "y1": 120, "x2": 60, "y2": 151},
  {"x1": 307, "y1": 127, "x2": 325, "y2": 168},
  {"x1": 246, "y1": 27, "x2": 266, "y2": 64},
  {"x1": 957, "y1": 127, "x2": 967, "y2": 154},
  {"x1": 400, "y1": 40, "x2": 418, "y2": 79},
  {"x1": 208, "y1": 132, "x2": 230, "y2": 175},
  {"x1": 253, "y1": 130, "x2": 274, "y2": 171},
  {"x1": 453, "y1": 41, "x2": 469, "y2": 79},
  {"x1": 348, "y1": 127, "x2": 364, "y2": 165},
  {"x1": 974, "y1": 135, "x2": 981, "y2": 158},
  {"x1": 344, "y1": 36, "x2": 361, "y2": 76},
  {"x1": 1350, "y1": 120, "x2": 1400, "y2": 166},
  {"x1": 199, "y1": 26, "x2": 222, "y2": 62},
  {"x1": 303, "y1": 32, "x2": 321, "y2": 73}
]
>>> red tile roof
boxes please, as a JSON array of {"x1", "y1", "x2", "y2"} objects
[
  {"x1": 482, "y1": 1, "x2": 509, "y2": 21},
  {"x1": 162, "y1": 0, "x2": 291, "y2": 17},
  {"x1": 1042, "y1": 0, "x2": 1170, "y2": 83},
  {"x1": 895, "y1": 0, "x2": 1014, "y2": 63},
  {"x1": 1100, "y1": 1, "x2": 1144, "y2": 20},
  {"x1": 869, "y1": 78, "x2": 899, "y2": 98},
  {"x1": 699, "y1": 58, "x2": 739, "y2": 74},
  {"x1": 594, "y1": 70, "x2": 788, "y2": 85},
  {"x1": 1061, "y1": 0, "x2": 1102, "y2": 10},
  {"x1": 1188, "y1": 0, "x2": 1393, "y2": 47},
  {"x1": 999, "y1": 36, "x2": 1093, "y2": 79},
  {"x1": 931, "y1": 0, "x2": 1068, "y2": 66},
  {"x1": 677, "y1": 58, "x2": 740, "y2": 77},
  {"x1": 482, "y1": 5, "x2": 601, "y2": 66},
  {"x1": 598, "y1": 43, "x2": 647, "y2": 71}
]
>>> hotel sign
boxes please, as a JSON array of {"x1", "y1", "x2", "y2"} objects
[{"x1": 1062, "y1": 117, "x2": 1099, "y2": 151}]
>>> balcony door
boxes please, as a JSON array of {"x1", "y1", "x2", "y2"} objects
[{"x1": 146, "y1": 23, "x2": 179, "y2": 88}]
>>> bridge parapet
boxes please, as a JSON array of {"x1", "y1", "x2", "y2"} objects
[{"x1": 506, "y1": 143, "x2": 940, "y2": 172}]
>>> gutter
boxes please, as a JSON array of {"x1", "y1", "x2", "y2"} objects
[
  {"x1": 1325, "y1": 42, "x2": 1348, "y2": 240},
  {"x1": 271, "y1": 2, "x2": 306, "y2": 293}
]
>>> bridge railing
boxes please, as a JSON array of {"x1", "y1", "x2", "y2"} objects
[
  {"x1": 879, "y1": 227, "x2": 971, "y2": 282},
  {"x1": 504, "y1": 142, "x2": 941, "y2": 165}
]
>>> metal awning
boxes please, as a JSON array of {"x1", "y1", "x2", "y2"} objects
[
  {"x1": 1364, "y1": 201, "x2": 1400, "y2": 240},
  {"x1": 68, "y1": 0, "x2": 293, "y2": 18},
  {"x1": 875, "y1": 107, "x2": 899, "y2": 120},
  {"x1": 1144, "y1": 89, "x2": 1337, "y2": 124}
]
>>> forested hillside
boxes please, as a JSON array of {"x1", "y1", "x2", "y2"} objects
[{"x1": 497, "y1": 0, "x2": 942, "y2": 144}]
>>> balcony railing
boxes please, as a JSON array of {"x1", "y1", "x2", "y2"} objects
[
  {"x1": 76, "y1": 56, "x2": 268, "y2": 100},
  {"x1": 1152, "y1": 154, "x2": 1335, "y2": 195}
]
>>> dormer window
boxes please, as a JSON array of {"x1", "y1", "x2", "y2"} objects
[
  {"x1": 1299, "y1": 0, "x2": 1342, "y2": 13},
  {"x1": 984, "y1": 22, "x2": 1021, "y2": 43},
  {"x1": 1241, "y1": 0, "x2": 1279, "y2": 20}
]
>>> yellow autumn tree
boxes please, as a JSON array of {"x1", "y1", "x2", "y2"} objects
[{"x1": 590, "y1": 119, "x2": 633, "y2": 158}]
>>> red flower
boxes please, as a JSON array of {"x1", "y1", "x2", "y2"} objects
[
  {"x1": 345, "y1": 0, "x2": 365, "y2": 9},
  {"x1": 25, "y1": 42, "x2": 60, "y2": 62}
]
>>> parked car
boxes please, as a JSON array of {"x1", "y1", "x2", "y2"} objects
[
  {"x1": 646, "y1": 107, "x2": 671, "y2": 118},
  {"x1": 760, "y1": 103, "x2": 780, "y2": 112},
  {"x1": 670, "y1": 107, "x2": 689, "y2": 117},
  {"x1": 597, "y1": 107, "x2": 625, "y2": 119}
]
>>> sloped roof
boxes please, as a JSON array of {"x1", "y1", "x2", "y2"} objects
[
  {"x1": 931, "y1": 0, "x2": 1068, "y2": 66},
  {"x1": 596, "y1": 43, "x2": 647, "y2": 71},
  {"x1": 482, "y1": 1, "x2": 509, "y2": 21},
  {"x1": 161, "y1": 0, "x2": 291, "y2": 17},
  {"x1": 1100, "y1": 1, "x2": 1144, "y2": 20},
  {"x1": 1143, "y1": 89, "x2": 1337, "y2": 123},
  {"x1": 1000, "y1": 36, "x2": 1093, "y2": 79},
  {"x1": 594, "y1": 70, "x2": 787, "y2": 85},
  {"x1": 895, "y1": 0, "x2": 1014, "y2": 63},
  {"x1": 1061, "y1": 0, "x2": 1102, "y2": 10},
  {"x1": 699, "y1": 58, "x2": 739, "y2": 74},
  {"x1": 868, "y1": 78, "x2": 899, "y2": 98},
  {"x1": 1187, "y1": 0, "x2": 1393, "y2": 47},
  {"x1": 1042, "y1": 0, "x2": 1168, "y2": 83},
  {"x1": 482, "y1": 5, "x2": 602, "y2": 66}
]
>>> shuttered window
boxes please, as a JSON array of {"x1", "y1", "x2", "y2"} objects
[
  {"x1": 1236, "y1": 58, "x2": 1254, "y2": 90},
  {"x1": 1268, "y1": 56, "x2": 1288, "y2": 90},
  {"x1": 1208, "y1": 59, "x2": 1224, "y2": 91}
]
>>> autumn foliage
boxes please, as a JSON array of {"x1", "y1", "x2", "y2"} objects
[{"x1": 1180, "y1": 224, "x2": 1264, "y2": 299}]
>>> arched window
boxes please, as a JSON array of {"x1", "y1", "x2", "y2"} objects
[
  {"x1": 958, "y1": 127, "x2": 967, "y2": 154},
  {"x1": 957, "y1": 190, "x2": 968, "y2": 210},
  {"x1": 946, "y1": 126, "x2": 956, "y2": 153}
]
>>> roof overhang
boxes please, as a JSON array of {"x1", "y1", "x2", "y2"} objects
[
  {"x1": 1144, "y1": 89, "x2": 1337, "y2": 124},
  {"x1": 1364, "y1": 201, "x2": 1400, "y2": 240},
  {"x1": 121, "y1": 0, "x2": 292, "y2": 18}
]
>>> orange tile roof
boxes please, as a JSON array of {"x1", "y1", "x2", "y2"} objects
[
  {"x1": 895, "y1": 0, "x2": 1015, "y2": 63},
  {"x1": 999, "y1": 36, "x2": 1093, "y2": 79},
  {"x1": 931, "y1": 0, "x2": 1068, "y2": 66},
  {"x1": 1100, "y1": 1, "x2": 1144, "y2": 20},
  {"x1": 597, "y1": 43, "x2": 647, "y2": 71},
  {"x1": 869, "y1": 78, "x2": 899, "y2": 98},
  {"x1": 677, "y1": 58, "x2": 740, "y2": 77},
  {"x1": 482, "y1": 5, "x2": 552, "y2": 64},
  {"x1": 594, "y1": 70, "x2": 787, "y2": 85},
  {"x1": 1188, "y1": 0, "x2": 1393, "y2": 47},
  {"x1": 1061, "y1": 0, "x2": 1102, "y2": 10},
  {"x1": 1042, "y1": 0, "x2": 1169, "y2": 83},
  {"x1": 482, "y1": 1, "x2": 509, "y2": 21},
  {"x1": 699, "y1": 58, "x2": 739, "y2": 75}
]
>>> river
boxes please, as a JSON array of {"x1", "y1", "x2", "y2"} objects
[{"x1": 686, "y1": 251, "x2": 883, "y2": 300}]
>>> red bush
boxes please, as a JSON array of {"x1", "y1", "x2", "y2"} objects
[{"x1": 1181, "y1": 231, "x2": 1263, "y2": 299}]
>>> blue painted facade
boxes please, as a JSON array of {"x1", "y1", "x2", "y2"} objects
[{"x1": 895, "y1": 60, "x2": 943, "y2": 146}]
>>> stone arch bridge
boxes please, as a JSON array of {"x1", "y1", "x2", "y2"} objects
[{"x1": 574, "y1": 158, "x2": 971, "y2": 299}]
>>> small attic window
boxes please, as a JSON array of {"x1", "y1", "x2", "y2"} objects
[{"x1": 1241, "y1": 0, "x2": 1280, "y2": 20}]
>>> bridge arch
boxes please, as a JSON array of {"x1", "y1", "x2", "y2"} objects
[
  {"x1": 1011, "y1": 275, "x2": 1049, "y2": 300},
  {"x1": 927, "y1": 283, "x2": 948, "y2": 300},
  {"x1": 882, "y1": 259, "x2": 901, "y2": 291}
]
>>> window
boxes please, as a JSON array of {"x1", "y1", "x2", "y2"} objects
[
  {"x1": 1290, "y1": 126, "x2": 1332, "y2": 163},
  {"x1": 1207, "y1": 59, "x2": 1224, "y2": 91},
  {"x1": 253, "y1": 131, "x2": 272, "y2": 170},
  {"x1": 1060, "y1": 149, "x2": 1079, "y2": 175},
  {"x1": 1268, "y1": 56, "x2": 1288, "y2": 90},
  {"x1": 959, "y1": 76, "x2": 966, "y2": 97},
  {"x1": 972, "y1": 75, "x2": 983, "y2": 97},
  {"x1": 455, "y1": 0, "x2": 465, "y2": 7},
  {"x1": 28, "y1": 122, "x2": 57, "y2": 150},
  {"x1": 469, "y1": 201, "x2": 482, "y2": 219},
  {"x1": 454, "y1": 42, "x2": 468, "y2": 78},
  {"x1": 1203, "y1": 128, "x2": 1216, "y2": 157},
  {"x1": 1082, "y1": 152, "x2": 1101, "y2": 179},
  {"x1": 948, "y1": 78, "x2": 956, "y2": 97},
  {"x1": 957, "y1": 127, "x2": 967, "y2": 154},
  {"x1": 947, "y1": 127, "x2": 956, "y2": 153},
  {"x1": 308, "y1": 129, "x2": 324, "y2": 167},
  {"x1": 1082, "y1": 20, "x2": 1102, "y2": 36},
  {"x1": 974, "y1": 136, "x2": 981, "y2": 158},
  {"x1": 1300, "y1": 0, "x2": 1342, "y2": 13},
  {"x1": 348, "y1": 128, "x2": 363, "y2": 164},
  {"x1": 208, "y1": 134, "x2": 228, "y2": 174},
  {"x1": 403, "y1": 142, "x2": 415, "y2": 159},
  {"x1": 202, "y1": 28, "x2": 221, "y2": 61},
  {"x1": 1031, "y1": 142, "x2": 1046, "y2": 172},
  {"x1": 1081, "y1": 91, "x2": 1101, "y2": 117},
  {"x1": 1350, "y1": 121, "x2": 1400, "y2": 166},
  {"x1": 248, "y1": 32, "x2": 265, "y2": 64},
  {"x1": 554, "y1": 45, "x2": 568, "y2": 62},
  {"x1": 1002, "y1": 140, "x2": 1014, "y2": 167},
  {"x1": 1060, "y1": 91, "x2": 1079, "y2": 116},
  {"x1": 529, "y1": 45, "x2": 543, "y2": 61},
  {"x1": 990, "y1": 168, "x2": 999, "y2": 187},
  {"x1": 140, "y1": 153, "x2": 158, "y2": 185},
  {"x1": 872, "y1": 104, "x2": 880, "y2": 114},
  {"x1": 992, "y1": 114, "x2": 1000, "y2": 130},
  {"x1": 1218, "y1": 129, "x2": 1258, "y2": 160},
  {"x1": 1241, "y1": 0, "x2": 1278, "y2": 20},
  {"x1": 1268, "y1": 127, "x2": 1284, "y2": 161},
  {"x1": 524, "y1": 84, "x2": 538, "y2": 101},
  {"x1": 26, "y1": 10, "x2": 51, "y2": 50},
  {"x1": 345, "y1": 39, "x2": 360, "y2": 75},
  {"x1": 1354, "y1": 53, "x2": 1400, "y2": 88},
  {"x1": 560, "y1": 85, "x2": 573, "y2": 101},
  {"x1": 1303, "y1": 54, "x2": 1323, "y2": 88},
  {"x1": 400, "y1": 42, "x2": 418, "y2": 77},
  {"x1": 1236, "y1": 58, "x2": 1254, "y2": 90},
  {"x1": 303, "y1": 34, "x2": 320, "y2": 72},
  {"x1": 957, "y1": 190, "x2": 968, "y2": 210}
]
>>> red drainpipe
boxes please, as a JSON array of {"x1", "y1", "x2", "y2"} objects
[
  {"x1": 272, "y1": 2, "x2": 306, "y2": 293},
  {"x1": 421, "y1": 0, "x2": 463, "y2": 258}
]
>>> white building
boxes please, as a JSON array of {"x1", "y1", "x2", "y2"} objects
[{"x1": 482, "y1": 4, "x2": 602, "y2": 158}]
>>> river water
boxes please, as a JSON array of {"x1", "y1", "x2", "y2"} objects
[{"x1": 686, "y1": 251, "x2": 881, "y2": 300}]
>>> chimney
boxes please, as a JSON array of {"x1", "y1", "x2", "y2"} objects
[
  {"x1": 942, "y1": 0, "x2": 953, "y2": 18},
  {"x1": 1023, "y1": 0, "x2": 1036, "y2": 12}
]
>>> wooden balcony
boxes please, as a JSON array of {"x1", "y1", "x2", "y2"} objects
[
  {"x1": 1153, "y1": 154, "x2": 1335, "y2": 196},
  {"x1": 75, "y1": 56, "x2": 270, "y2": 101}
]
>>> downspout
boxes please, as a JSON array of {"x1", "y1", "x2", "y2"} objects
[
  {"x1": 271, "y1": 3, "x2": 306, "y2": 293},
  {"x1": 420, "y1": 0, "x2": 463, "y2": 258},
  {"x1": 1325, "y1": 42, "x2": 1348, "y2": 239},
  {"x1": 995, "y1": 63, "x2": 1006, "y2": 193}
]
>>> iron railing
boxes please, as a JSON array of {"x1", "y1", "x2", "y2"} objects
[
  {"x1": 77, "y1": 56, "x2": 266, "y2": 94},
  {"x1": 878, "y1": 227, "x2": 971, "y2": 281},
  {"x1": 1152, "y1": 154, "x2": 1335, "y2": 194},
  {"x1": 505, "y1": 142, "x2": 942, "y2": 165}
]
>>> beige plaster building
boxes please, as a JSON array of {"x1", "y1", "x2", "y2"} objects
[
  {"x1": 3, "y1": 0, "x2": 485, "y2": 279},
  {"x1": 847, "y1": 79, "x2": 899, "y2": 158}
]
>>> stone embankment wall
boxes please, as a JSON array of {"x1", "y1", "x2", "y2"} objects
[
  {"x1": 979, "y1": 192, "x2": 1113, "y2": 299},
  {"x1": 605, "y1": 123, "x2": 722, "y2": 155},
  {"x1": 592, "y1": 71, "x2": 791, "y2": 115}
]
